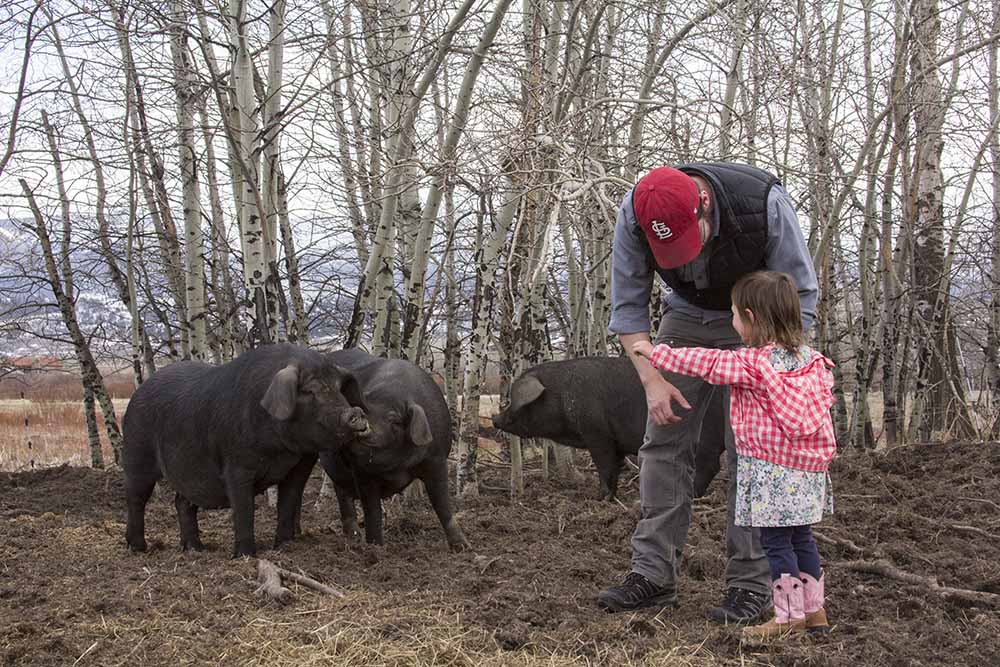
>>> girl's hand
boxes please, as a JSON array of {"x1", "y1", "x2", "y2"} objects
[{"x1": 631, "y1": 341, "x2": 654, "y2": 359}]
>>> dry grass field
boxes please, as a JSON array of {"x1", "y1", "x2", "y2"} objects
[{"x1": 0, "y1": 369, "x2": 133, "y2": 471}]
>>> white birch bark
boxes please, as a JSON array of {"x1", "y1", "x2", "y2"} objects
[
  {"x1": 171, "y1": 0, "x2": 208, "y2": 360},
  {"x1": 261, "y1": 0, "x2": 287, "y2": 343},
  {"x1": 988, "y1": 0, "x2": 1000, "y2": 436},
  {"x1": 230, "y1": 0, "x2": 271, "y2": 345},
  {"x1": 457, "y1": 187, "x2": 520, "y2": 495},
  {"x1": 719, "y1": 0, "x2": 748, "y2": 160}
]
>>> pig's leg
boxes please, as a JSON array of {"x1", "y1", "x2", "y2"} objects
[
  {"x1": 360, "y1": 482, "x2": 385, "y2": 545},
  {"x1": 125, "y1": 473, "x2": 157, "y2": 552},
  {"x1": 174, "y1": 493, "x2": 205, "y2": 551},
  {"x1": 587, "y1": 443, "x2": 625, "y2": 501},
  {"x1": 225, "y1": 468, "x2": 257, "y2": 558},
  {"x1": 334, "y1": 483, "x2": 362, "y2": 541},
  {"x1": 422, "y1": 463, "x2": 471, "y2": 552},
  {"x1": 274, "y1": 454, "x2": 317, "y2": 548}
]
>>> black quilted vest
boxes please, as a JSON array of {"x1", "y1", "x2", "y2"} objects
[{"x1": 635, "y1": 162, "x2": 776, "y2": 310}]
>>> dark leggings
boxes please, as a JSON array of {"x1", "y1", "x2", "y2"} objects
[{"x1": 758, "y1": 525, "x2": 822, "y2": 581}]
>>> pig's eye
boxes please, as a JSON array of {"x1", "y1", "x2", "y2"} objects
[{"x1": 387, "y1": 413, "x2": 402, "y2": 425}]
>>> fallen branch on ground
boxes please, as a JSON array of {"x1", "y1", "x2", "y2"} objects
[
  {"x1": 842, "y1": 559, "x2": 1000, "y2": 608},
  {"x1": 910, "y1": 513, "x2": 1000, "y2": 541},
  {"x1": 945, "y1": 524, "x2": 1000, "y2": 541},
  {"x1": 958, "y1": 496, "x2": 1000, "y2": 513},
  {"x1": 813, "y1": 530, "x2": 873, "y2": 556},
  {"x1": 255, "y1": 558, "x2": 344, "y2": 605}
]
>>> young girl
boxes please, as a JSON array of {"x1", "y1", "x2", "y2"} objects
[{"x1": 632, "y1": 270, "x2": 835, "y2": 642}]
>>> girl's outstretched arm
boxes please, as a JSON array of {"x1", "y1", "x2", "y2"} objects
[{"x1": 636, "y1": 344, "x2": 760, "y2": 388}]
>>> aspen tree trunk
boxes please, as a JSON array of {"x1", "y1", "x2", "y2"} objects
[
  {"x1": 358, "y1": 1, "x2": 385, "y2": 224},
  {"x1": 719, "y1": 0, "x2": 748, "y2": 160},
  {"x1": 125, "y1": 175, "x2": 149, "y2": 384},
  {"x1": 121, "y1": 97, "x2": 156, "y2": 383},
  {"x1": 742, "y1": 8, "x2": 763, "y2": 165},
  {"x1": 509, "y1": 433, "x2": 524, "y2": 497},
  {"x1": 40, "y1": 111, "x2": 108, "y2": 467},
  {"x1": 443, "y1": 186, "x2": 462, "y2": 436},
  {"x1": 20, "y1": 181, "x2": 122, "y2": 464},
  {"x1": 114, "y1": 7, "x2": 189, "y2": 352},
  {"x1": 198, "y1": 100, "x2": 241, "y2": 359},
  {"x1": 988, "y1": 0, "x2": 1000, "y2": 437},
  {"x1": 171, "y1": 0, "x2": 208, "y2": 360},
  {"x1": 879, "y1": 8, "x2": 911, "y2": 446},
  {"x1": 262, "y1": 0, "x2": 287, "y2": 343},
  {"x1": 277, "y1": 167, "x2": 309, "y2": 343},
  {"x1": 496, "y1": 0, "x2": 552, "y2": 493},
  {"x1": 367, "y1": 0, "x2": 413, "y2": 355},
  {"x1": 560, "y1": 215, "x2": 584, "y2": 357},
  {"x1": 457, "y1": 189, "x2": 520, "y2": 495},
  {"x1": 797, "y1": 0, "x2": 848, "y2": 442},
  {"x1": 932, "y1": 132, "x2": 992, "y2": 439},
  {"x1": 230, "y1": 0, "x2": 272, "y2": 347},
  {"x1": 320, "y1": 0, "x2": 370, "y2": 265},
  {"x1": 580, "y1": 6, "x2": 619, "y2": 357},
  {"x1": 82, "y1": 382, "x2": 103, "y2": 469},
  {"x1": 0, "y1": 1, "x2": 40, "y2": 179},
  {"x1": 193, "y1": 3, "x2": 246, "y2": 356},
  {"x1": 906, "y1": 0, "x2": 961, "y2": 440},
  {"x1": 848, "y1": 0, "x2": 885, "y2": 449}
]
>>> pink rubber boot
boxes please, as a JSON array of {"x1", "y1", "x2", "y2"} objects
[
  {"x1": 801, "y1": 571, "x2": 830, "y2": 633},
  {"x1": 742, "y1": 574, "x2": 806, "y2": 643}
]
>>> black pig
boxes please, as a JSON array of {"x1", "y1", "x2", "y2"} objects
[
  {"x1": 491, "y1": 356, "x2": 723, "y2": 500},
  {"x1": 123, "y1": 344, "x2": 369, "y2": 557},
  {"x1": 319, "y1": 349, "x2": 470, "y2": 552}
]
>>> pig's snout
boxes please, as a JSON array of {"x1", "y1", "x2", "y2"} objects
[
  {"x1": 343, "y1": 407, "x2": 370, "y2": 434},
  {"x1": 491, "y1": 413, "x2": 505, "y2": 429}
]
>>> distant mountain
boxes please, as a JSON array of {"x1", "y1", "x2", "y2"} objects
[
  {"x1": 0, "y1": 217, "x2": 134, "y2": 357},
  {"x1": 0, "y1": 217, "x2": 370, "y2": 357}
]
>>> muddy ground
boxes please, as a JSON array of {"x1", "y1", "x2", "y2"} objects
[{"x1": 1, "y1": 441, "x2": 998, "y2": 666}]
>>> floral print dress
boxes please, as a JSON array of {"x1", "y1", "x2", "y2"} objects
[{"x1": 733, "y1": 346, "x2": 834, "y2": 528}]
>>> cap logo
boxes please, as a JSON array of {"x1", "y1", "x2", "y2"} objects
[{"x1": 650, "y1": 220, "x2": 673, "y2": 240}]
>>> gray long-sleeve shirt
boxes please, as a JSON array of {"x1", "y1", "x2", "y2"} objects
[{"x1": 609, "y1": 183, "x2": 818, "y2": 335}]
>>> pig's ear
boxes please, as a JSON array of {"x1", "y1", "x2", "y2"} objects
[
  {"x1": 407, "y1": 402, "x2": 434, "y2": 447},
  {"x1": 262, "y1": 364, "x2": 300, "y2": 421},
  {"x1": 509, "y1": 375, "x2": 545, "y2": 412},
  {"x1": 338, "y1": 370, "x2": 367, "y2": 411}
]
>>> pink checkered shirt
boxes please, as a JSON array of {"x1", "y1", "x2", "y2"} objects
[{"x1": 648, "y1": 344, "x2": 837, "y2": 472}]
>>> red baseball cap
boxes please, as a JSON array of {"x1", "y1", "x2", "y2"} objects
[{"x1": 633, "y1": 167, "x2": 702, "y2": 269}]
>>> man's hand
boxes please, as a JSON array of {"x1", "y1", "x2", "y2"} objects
[
  {"x1": 620, "y1": 332, "x2": 691, "y2": 426},
  {"x1": 643, "y1": 373, "x2": 691, "y2": 426}
]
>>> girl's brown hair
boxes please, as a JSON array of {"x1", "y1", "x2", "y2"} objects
[{"x1": 730, "y1": 271, "x2": 805, "y2": 351}]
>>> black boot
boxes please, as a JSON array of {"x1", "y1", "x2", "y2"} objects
[
  {"x1": 597, "y1": 573, "x2": 678, "y2": 613},
  {"x1": 707, "y1": 586, "x2": 772, "y2": 625}
]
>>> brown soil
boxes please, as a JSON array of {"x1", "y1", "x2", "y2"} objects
[{"x1": 1, "y1": 441, "x2": 999, "y2": 666}]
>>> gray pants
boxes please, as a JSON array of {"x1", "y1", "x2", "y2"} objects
[{"x1": 630, "y1": 311, "x2": 770, "y2": 595}]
